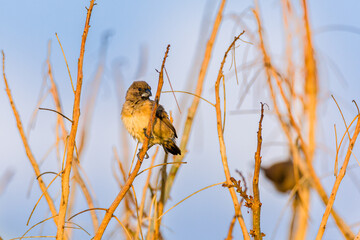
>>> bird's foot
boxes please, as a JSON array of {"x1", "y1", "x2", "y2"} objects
[
  {"x1": 137, "y1": 148, "x2": 149, "y2": 160},
  {"x1": 143, "y1": 128, "x2": 153, "y2": 139}
]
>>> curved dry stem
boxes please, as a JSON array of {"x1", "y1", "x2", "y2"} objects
[
  {"x1": 162, "y1": 90, "x2": 215, "y2": 107},
  {"x1": 36, "y1": 172, "x2": 59, "y2": 179},
  {"x1": 39, "y1": 108, "x2": 73, "y2": 123},
  {"x1": 128, "y1": 142, "x2": 139, "y2": 176},
  {"x1": 21, "y1": 215, "x2": 58, "y2": 240},
  {"x1": 136, "y1": 161, "x2": 187, "y2": 177},
  {"x1": 68, "y1": 208, "x2": 107, "y2": 222},
  {"x1": 2, "y1": 50, "x2": 59, "y2": 227},
  {"x1": 164, "y1": 67, "x2": 181, "y2": 113},
  {"x1": 158, "y1": 181, "x2": 225, "y2": 220},
  {"x1": 55, "y1": 33, "x2": 75, "y2": 94},
  {"x1": 112, "y1": 215, "x2": 133, "y2": 240},
  {"x1": 316, "y1": 115, "x2": 360, "y2": 239},
  {"x1": 10, "y1": 236, "x2": 56, "y2": 240},
  {"x1": 214, "y1": 31, "x2": 250, "y2": 240},
  {"x1": 65, "y1": 221, "x2": 90, "y2": 236},
  {"x1": 27, "y1": 171, "x2": 62, "y2": 226}
]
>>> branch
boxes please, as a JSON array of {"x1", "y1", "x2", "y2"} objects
[
  {"x1": 2, "y1": 51, "x2": 58, "y2": 227},
  {"x1": 56, "y1": 1, "x2": 96, "y2": 238},
  {"x1": 214, "y1": 31, "x2": 250, "y2": 240},
  {"x1": 316, "y1": 114, "x2": 360, "y2": 239},
  {"x1": 252, "y1": 103, "x2": 265, "y2": 240},
  {"x1": 165, "y1": 0, "x2": 227, "y2": 202},
  {"x1": 252, "y1": 5, "x2": 354, "y2": 239},
  {"x1": 93, "y1": 44, "x2": 170, "y2": 239}
]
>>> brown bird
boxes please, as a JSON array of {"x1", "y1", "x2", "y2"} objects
[
  {"x1": 261, "y1": 160, "x2": 297, "y2": 193},
  {"x1": 121, "y1": 81, "x2": 181, "y2": 157}
]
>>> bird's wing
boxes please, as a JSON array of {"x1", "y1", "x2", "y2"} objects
[{"x1": 156, "y1": 104, "x2": 178, "y2": 138}]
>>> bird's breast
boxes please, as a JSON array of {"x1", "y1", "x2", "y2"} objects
[{"x1": 121, "y1": 102, "x2": 152, "y2": 143}]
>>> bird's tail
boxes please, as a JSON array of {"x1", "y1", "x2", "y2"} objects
[{"x1": 163, "y1": 140, "x2": 181, "y2": 155}]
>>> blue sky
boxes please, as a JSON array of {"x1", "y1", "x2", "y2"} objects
[{"x1": 0, "y1": 0, "x2": 359, "y2": 239}]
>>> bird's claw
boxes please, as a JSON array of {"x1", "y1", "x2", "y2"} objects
[
  {"x1": 143, "y1": 128, "x2": 153, "y2": 139},
  {"x1": 137, "y1": 149, "x2": 149, "y2": 160}
]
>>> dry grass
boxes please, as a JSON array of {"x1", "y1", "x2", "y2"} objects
[{"x1": 2, "y1": 0, "x2": 360, "y2": 239}]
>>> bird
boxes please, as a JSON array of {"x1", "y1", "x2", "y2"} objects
[
  {"x1": 121, "y1": 81, "x2": 181, "y2": 157},
  {"x1": 261, "y1": 160, "x2": 298, "y2": 193}
]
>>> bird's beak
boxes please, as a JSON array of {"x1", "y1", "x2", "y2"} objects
[{"x1": 141, "y1": 89, "x2": 152, "y2": 98}]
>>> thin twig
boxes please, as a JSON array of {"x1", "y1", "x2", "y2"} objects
[
  {"x1": 27, "y1": 171, "x2": 62, "y2": 226},
  {"x1": 55, "y1": 33, "x2": 75, "y2": 94},
  {"x1": 21, "y1": 215, "x2": 58, "y2": 240},
  {"x1": 135, "y1": 147, "x2": 158, "y2": 238},
  {"x1": 164, "y1": 66, "x2": 181, "y2": 114},
  {"x1": 131, "y1": 185, "x2": 144, "y2": 240},
  {"x1": 158, "y1": 182, "x2": 225, "y2": 220},
  {"x1": 136, "y1": 161, "x2": 187, "y2": 177},
  {"x1": 2, "y1": 50, "x2": 59, "y2": 227},
  {"x1": 39, "y1": 108, "x2": 73, "y2": 123},
  {"x1": 316, "y1": 114, "x2": 360, "y2": 239},
  {"x1": 225, "y1": 216, "x2": 236, "y2": 240},
  {"x1": 161, "y1": 90, "x2": 215, "y2": 107},
  {"x1": 214, "y1": 31, "x2": 250, "y2": 240}
]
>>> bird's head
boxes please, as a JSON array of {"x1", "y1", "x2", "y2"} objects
[{"x1": 126, "y1": 81, "x2": 152, "y2": 101}]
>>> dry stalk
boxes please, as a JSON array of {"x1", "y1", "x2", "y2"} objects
[
  {"x1": 252, "y1": 103, "x2": 265, "y2": 240},
  {"x1": 21, "y1": 215, "x2": 58, "y2": 239},
  {"x1": 155, "y1": 148, "x2": 175, "y2": 239},
  {"x1": 26, "y1": 171, "x2": 62, "y2": 226},
  {"x1": 252, "y1": 5, "x2": 354, "y2": 239},
  {"x1": 77, "y1": 33, "x2": 109, "y2": 157},
  {"x1": 56, "y1": 1, "x2": 96, "y2": 238},
  {"x1": 147, "y1": 195, "x2": 158, "y2": 240},
  {"x1": 280, "y1": 0, "x2": 295, "y2": 92},
  {"x1": 316, "y1": 114, "x2": 360, "y2": 239},
  {"x1": 154, "y1": 153, "x2": 168, "y2": 239},
  {"x1": 2, "y1": 51, "x2": 59, "y2": 226},
  {"x1": 46, "y1": 42, "x2": 100, "y2": 233},
  {"x1": 55, "y1": 33, "x2": 75, "y2": 94},
  {"x1": 290, "y1": 0, "x2": 318, "y2": 236},
  {"x1": 93, "y1": 45, "x2": 170, "y2": 239},
  {"x1": 301, "y1": 0, "x2": 317, "y2": 162},
  {"x1": 131, "y1": 185, "x2": 144, "y2": 240},
  {"x1": 135, "y1": 147, "x2": 158, "y2": 238},
  {"x1": 165, "y1": 0, "x2": 227, "y2": 202},
  {"x1": 113, "y1": 148, "x2": 137, "y2": 235},
  {"x1": 158, "y1": 182, "x2": 225, "y2": 221},
  {"x1": 214, "y1": 32, "x2": 250, "y2": 240},
  {"x1": 73, "y1": 164, "x2": 99, "y2": 231},
  {"x1": 225, "y1": 216, "x2": 236, "y2": 240},
  {"x1": 45, "y1": 41, "x2": 64, "y2": 167},
  {"x1": 301, "y1": 1, "x2": 354, "y2": 239}
]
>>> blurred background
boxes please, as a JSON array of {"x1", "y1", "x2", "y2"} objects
[{"x1": 0, "y1": 0, "x2": 359, "y2": 239}]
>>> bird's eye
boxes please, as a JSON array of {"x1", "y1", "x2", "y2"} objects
[{"x1": 138, "y1": 88, "x2": 142, "y2": 91}]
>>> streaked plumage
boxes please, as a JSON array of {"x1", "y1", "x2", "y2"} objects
[{"x1": 121, "y1": 81, "x2": 181, "y2": 156}]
